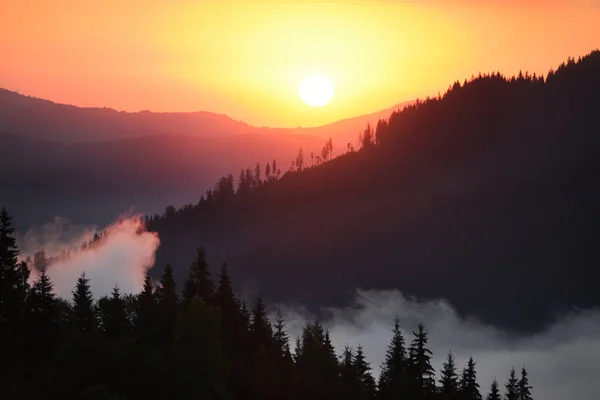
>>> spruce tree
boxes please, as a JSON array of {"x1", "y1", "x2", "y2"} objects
[
  {"x1": 439, "y1": 351, "x2": 459, "y2": 399},
  {"x1": 249, "y1": 298, "x2": 276, "y2": 399},
  {"x1": 215, "y1": 263, "x2": 235, "y2": 314},
  {"x1": 485, "y1": 379, "x2": 501, "y2": 400},
  {"x1": 294, "y1": 320, "x2": 341, "y2": 399},
  {"x1": 215, "y1": 266, "x2": 254, "y2": 400},
  {"x1": 0, "y1": 208, "x2": 29, "y2": 327},
  {"x1": 273, "y1": 308, "x2": 291, "y2": 358},
  {"x1": 27, "y1": 266, "x2": 58, "y2": 338},
  {"x1": 182, "y1": 247, "x2": 214, "y2": 308},
  {"x1": 251, "y1": 297, "x2": 272, "y2": 343},
  {"x1": 170, "y1": 297, "x2": 228, "y2": 400},
  {"x1": 72, "y1": 272, "x2": 95, "y2": 333},
  {"x1": 408, "y1": 323, "x2": 436, "y2": 399},
  {"x1": 97, "y1": 286, "x2": 127, "y2": 339},
  {"x1": 272, "y1": 309, "x2": 294, "y2": 400},
  {"x1": 459, "y1": 357, "x2": 481, "y2": 400},
  {"x1": 157, "y1": 264, "x2": 178, "y2": 346},
  {"x1": 517, "y1": 368, "x2": 532, "y2": 400},
  {"x1": 355, "y1": 344, "x2": 376, "y2": 400},
  {"x1": 378, "y1": 317, "x2": 407, "y2": 399},
  {"x1": 340, "y1": 345, "x2": 360, "y2": 399},
  {"x1": 505, "y1": 368, "x2": 519, "y2": 400},
  {"x1": 134, "y1": 272, "x2": 157, "y2": 345}
]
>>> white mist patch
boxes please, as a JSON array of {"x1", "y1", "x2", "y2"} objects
[
  {"x1": 21, "y1": 215, "x2": 159, "y2": 299},
  {"x1": 18, "y1": 216, "x2": 98, "y2": 258},
  {"x1": 276, "y1": 290, "x2": 600, "y2": 400}
]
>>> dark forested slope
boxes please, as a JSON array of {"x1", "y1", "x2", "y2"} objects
[{"x1": 148, "y1": 51, "x2": 600, "y2": 332}]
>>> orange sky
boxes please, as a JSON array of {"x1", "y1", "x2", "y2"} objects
[{"x1": 1, "y1": 0, "x2": 599, "y2": 127}]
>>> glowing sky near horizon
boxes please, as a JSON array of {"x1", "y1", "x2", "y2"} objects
[{"x1": 1, "y1": 0, "x2": 599, "y2": 127}]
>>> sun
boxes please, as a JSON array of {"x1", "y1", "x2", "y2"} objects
[{"x1": 299, "y1": 74, "x2": 335, "y2": 107}]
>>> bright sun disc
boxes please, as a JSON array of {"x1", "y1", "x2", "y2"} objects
[{"x1": 299, "y1": 74, "x2": 335, "y2": 107}]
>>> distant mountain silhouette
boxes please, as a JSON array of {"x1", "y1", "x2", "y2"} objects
[
  {"x1": 0, "y1": 88, "x2": 410, "y2": 227},
  {"x1": 0, "y1": 87, "x2": 410, "y2": 145},
  {"x1": 147, "y1": 50, "x2": 600, "y2": 333},
  {"x1": 0, "y1": 130, "x2": 327, "y2": 229}
]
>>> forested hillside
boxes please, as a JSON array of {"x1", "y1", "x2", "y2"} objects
[
  {"x1": 0, "y1": 208, "x2": 532, "y2": 399},
  {"x1": 147, "y1": 51, "x2": 600, "y2": 332}
]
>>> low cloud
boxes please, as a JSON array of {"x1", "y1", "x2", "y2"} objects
[
  {"x1": 277, "y1": 290, "x2": 600, "y2": 400},
  {"x1": 19, "y1": 215, "x2": 159, "y2": 299},
  {"x1": 17, "y1": 216, "x2": 98, "y2": 257}
]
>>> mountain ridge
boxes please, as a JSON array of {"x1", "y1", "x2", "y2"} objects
[
  {"x1": 145, "y1": 50, "x2": 600, "y2": 332},
  {"x1": 0, "y1": 86, "x2": 411, "y2": 144}
]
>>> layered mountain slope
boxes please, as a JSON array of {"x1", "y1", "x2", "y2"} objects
[
  {"x1": 0, "y1": 131, "x2": 326, "y2": 228},
  {"x1": 0, "y1": 87, "x2": 408, "y2": 144},
  {"x1": 148, "y1": 51, "x2": 600, "y2": 332}
]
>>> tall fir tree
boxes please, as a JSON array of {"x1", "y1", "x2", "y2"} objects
[
  {"x1": 0, "y1": 208, "x2": 29, "y2": 327},
  {"x1": 485, "y1": 379, "x2": 501, "y2": 400},
  {"x1": 157, "y1": 264, "x2": 179, "y2": 346},
  {"x1": 378, "y1": 317, "x2": 407, "y2": 399},
  {"x1": 294, "y1": 320, "x2": 341, "y2": 399},
  {"x1": 355, "y1": 344, "x2": 376, "y2": 400},
  {"x1": 251, "y1": 297, "x2": 272, "y2": 343},
  {"x1": 170, "y1": 297, "x2": 228, "y2": 400},
  {"x1": 505, "y1": 368, "x2": 519, "y2": 400},
  {"x1": 182, "y1": 247, "x2": 214, "y2": 308},
  {"x1": 517, "y1": 368, "x2": 532, "y2": 400},
  {"x1": 272, "y1": 309, "x2": 294, "y2": 399},
  {"x1": 340, "y1": 345, "x2": 361, "y2": 399},
  {"x1": 459, "y1": 357, "x2": 481, "y2": 400},
  {"x1": 439, "y1": 351, "x2": 460, "y2": 399},
  {"x1": 72, "y1": 272, "x2": 95, "y2": 333},
  {"x1": 273, "y1": 308, "x2": 291, "y2": 358},
  {"x1": 97, "y1": 286, "x2": 127, "y2": 339},
  {"x1": 408, "y1": 323, "x2": 436, "y2": 399},
  {"x1": 216, "y1": 264, "x2": 253, "y2": 399},
  {"x1": 134, "y1": 272, "x2": 157, "y2": 345},
  {"x1": 27, "y1": 266, "x2": 58, "y2": 338}
]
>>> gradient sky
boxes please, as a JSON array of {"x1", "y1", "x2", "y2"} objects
[{"x1": 1, "y1": 0, "x2": 599, "y2": 127}]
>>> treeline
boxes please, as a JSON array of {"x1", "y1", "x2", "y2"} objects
[
  {"x1": 1, "y1": 207, "x2": 531, "y2": 399},
  {"x1": 147, "y1": 50, "x2": 600, "y2": 232}
]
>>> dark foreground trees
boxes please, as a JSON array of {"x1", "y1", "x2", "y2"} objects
[{"x1": 0, "y1": 207, "x2": 533, "y2": 399}]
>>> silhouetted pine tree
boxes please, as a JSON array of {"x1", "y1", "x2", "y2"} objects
[
  {"x1": 170, "y1": 297, "x2": 228, "y2": 400},
  {"x1": 97, "y1": 286, "x2": 127, "y2": 339},
  {"x1": 157, "y1": 264, "x2": 178, "y2": 346},
  {"x1": 72, "y1": 272, "x2": 95, "y2": 333},
  {"x1": 238, "y1": 169, "x2": 250, "y2": 193},
  {"x1": 355, "y1": 344, "x2": 376, "y2": 400},
  {"x1": 294, "y1": 320, "x2": 341, "y2": 399},
  {"x1": 517, "y1": 368, "x2": 532, "y2": 400},
  {"x1": 485, "y1": 380, "x2": 501, "y2": 400},
  {"x1": 505, "y1": 368, "x2": 519, "y2": 400},
  {"x1": 340, "y1": 345, "x2": 361, "y2": 399},
  {"x1": 134, "y1": 272, "x2": 157, "y2": 345},
  {"x1": 215, "y1": 263, "x2": 253, "y2": 399},
  {"x1": 250, "y1": 298, "x2": 275, "y2": 399},
  {"x1": 182, "y1": 247, "x2": 214, "y2": 308},
  {"x1": 378, "y1": 317, "x2": 407, "y2": 399},
  {"x1": 27, "y1": 266, "x2": 58, "y2": 339},
  {"x1": 254, "y1": 163, "x2": 262, "y2": 185},
  {"x1": 439, "y1": 351, "x2": 459, "y2": 399},
  {"x1": 408, "y1": 324, "x2": 436, "y2": 399},
  {"x1": 458, "y1": 357, "x2": 481, "y2": 400},
  {"x1": 0, "y1": 208, "x2": 29, "y2": 330},
  {"x1": 272, "y1": 309, "x2": 294, "y2": 399}
]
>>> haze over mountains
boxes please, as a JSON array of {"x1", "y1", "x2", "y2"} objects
[
  {"x1": 0, "y1": 88, "x2": 407, "y2": 229},
  {"x1": 0, "y1": 88, "x2": 407, "y2": 143},
  {"x1": 3, "y1": 51, "x2": 600, "y2": 335},
  {"x1": 144, "y1": 51, "x2": 600, "y2": 333}
]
